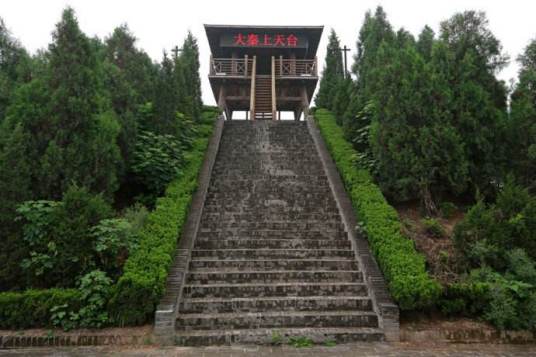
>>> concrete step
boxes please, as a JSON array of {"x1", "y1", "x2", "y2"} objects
[
  {"x1": 179, "y1": 296, "x2": 373, "y2": 314},
  {"x1": 186, "y1": 270, "x2": 362, "y2": 284},
  {"x1": 194, "y1": 238, "x2": 351, "y2": 250},
  {"x1": 175, "y1": 327, "x2": 384, "y2": 346},
  {"x1": 197, "y1": 229, "x2": 346, "y2": 237},
  {"x1": 191, "y1": 249, "x2": 354, "y2": 260},
  {"x1": 176, "y1": 310, "x2": 379, "y2": 331},
  {"x1": 182, "y1": 282, "x2": 368, "y2": 299},
  {"x1": 196, "y1": 230, "x2": 347, "y2": 240},
  {"x1": 189, "y1": 259, "x2": 358, "y2": 271},
  {"x1": 198, "y1": 222, "x2": 344, "y2": 231}
]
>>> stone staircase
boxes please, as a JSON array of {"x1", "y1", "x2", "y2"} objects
[{"x1": 172, "y1": 120, "x2": 388, "y2": 345}]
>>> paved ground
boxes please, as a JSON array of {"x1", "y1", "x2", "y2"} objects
[{"x1": 1, "y1": 343, "x2": 535, "y2": 356}]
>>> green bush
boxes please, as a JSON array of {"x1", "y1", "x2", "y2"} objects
[
  {"x1": 439, "y1": 201, "x2": 457, "y2": 219},
  {"x1": 17, "y1": 186, "x2": 114, "y2": 288},
  {"x1": 314, "y1": 109, "x2": 441, "y2": 310},
  {"x1": 108, "y1": 116, "x2": 216, "y2": 325},
  {"x1": 421, "y1": 217, "x2": 446, "y2": 238},
  {"x1": 131, "y1": 130, "x2": 185, "y2": 199},
  {"x1": 0, "y1": 288, "x2": 80, "y2": 329},
  {"x1": 454, "y1": 180, "x2": 536, "y2": 271}
]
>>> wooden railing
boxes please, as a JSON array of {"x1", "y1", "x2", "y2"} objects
[
  {"x1": 209, "y1": 56, "x2": 254, "y2": 77},
  {"x1": 274, "y1": 57, "x2": 318, "y2": 77}
]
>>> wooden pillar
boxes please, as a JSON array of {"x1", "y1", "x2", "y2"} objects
[
  {"x1": 217, "y1": 86, "x2": 229, "y2": 120},
  {"x1": 231, "y1": 52, "x2": 237, "y2": 75},
  {"x1": 249, "y1": 56, "x2": 257, "y2": 120},
  {"x1": 300, "y1": 86, "x2": 310, "y2": 120},
  {"x1": 244, "y1": 54, "x2": 248, "y2": 77},
  {"x1": 290, "y1": 53, "x2": 296, "y2": 75},
  {"x1": 271, "y1": 56, "x2": 277, "y2": 120}
]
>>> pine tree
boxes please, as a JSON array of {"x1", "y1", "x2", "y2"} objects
[
  {"x1": 315, "y1": 29, "x2": 343, "y2": 110},
  {"x1": 417, "y1": 25, "x2": 435, "y2": 62},
  {"x1": 370, "y1": 41, "x2": 468, "y2": 214},
  {"x1": 343, "y1": 7, "x2": 395, "y2": 145},
  {"x1": 1, "y1": 8, "x2": 121, "y2": 200},
  {"x1": 435, "y1": 11, "x2": 509, "y2": 196},
  {"x1": 0, "y1": 17, "x2": 30, "y2": 121},
  {"x1": 180, "y1": 31, "x2": 202, "y2": 121},
  {"x1": 510, "y1": 38, "x2": 536, "y2": 192}
]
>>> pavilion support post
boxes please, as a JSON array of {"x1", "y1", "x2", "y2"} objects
[
  {"x1": 217, "y1": 85, "x2": 230, "y2": 120},
  {"x1": 300, "y1": 86, "x2": 309, "y2": 120},
  {"x1": 271, "y1": 56, "x2": 277, "y2": 120},
  {"x1": 249, "y1": 56, "x2": 257, "y2": 120}
]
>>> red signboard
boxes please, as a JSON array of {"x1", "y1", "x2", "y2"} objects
[{"x1": 233, "y1": 33, "x2": 299, "y2": 47}]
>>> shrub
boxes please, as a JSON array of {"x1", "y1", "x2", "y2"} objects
[
  {"x1": 439, "y1": 201, "x2": 457, "y2": 219},
  {"x1": 421, "y1": 217, "x2": 446, "y2": 238},
  {"x1": 454, "y1": 180, "x2": 536, "y2": 271},
  {"x1": 51, "y1": 270, "x2": 112, "y2": 330},
  {"x1": 314, "y1": 109, "x2": 441, "y2": 310},
  {"x1": 131, "y1": 130, "x2": 185, "y2": 199},
  {"x1": 0, "y1": 289, "x2": 80, "y2": 329},
  {"x1": 17, "y1": 186, "x2": 114, "y2": 288},
  {"x1": 108, "y1": 115, "x2": 216, "y2": 325}
]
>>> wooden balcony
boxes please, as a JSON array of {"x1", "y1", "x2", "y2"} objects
[
  {"x1": 209, "y1": 56, "x2": 318, "y2": 78},
  {"x1": 209, "y1": 57, "x2": 254, "y2": 77},
  {"x1": 274, "y1": 58, "x2": 318, "y2": 78}
]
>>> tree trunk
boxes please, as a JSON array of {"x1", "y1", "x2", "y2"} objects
[{"x1": 421, "y1": 182, "x2": 438, "y2": 217}]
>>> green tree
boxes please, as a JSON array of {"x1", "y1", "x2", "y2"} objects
[
  {"x1": 435, "y1": 11, "x2": 509, "y2": 196},
  {"x1": 2, "y1": 8, "x2": 121, "y2": 200},
  {"x1": 343, "y1": 6, "x2": 395, "y2": 146},
  {"x1": 509, "y1": 38, "x2": 536, "y2": 192},
  {"x1": 315, "y1": 29, "x2": 343, "y2": 110},
  {"x1": 0, "y1": 17, "x2": 30, "y2": 121},
  {"x1": 417, "y1": 25, "x2": 435, "y2": 62},
  {"x1": 370, "y1": 41, "x2": 468, "y2": 214},
  {"x1": 179, "y1": 32, "x2": 203, "y2": 121}
]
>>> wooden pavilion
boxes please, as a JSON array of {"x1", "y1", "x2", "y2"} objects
[{"x1": 205, "y1": 25, "x2": 323, "y2": 120}]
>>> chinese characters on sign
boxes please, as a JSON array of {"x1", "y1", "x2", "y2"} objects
[{"x1": 234, "y1": 33, "x2": 299, "y2": 47}]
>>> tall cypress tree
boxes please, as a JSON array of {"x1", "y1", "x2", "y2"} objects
[
  {"x1": 510, "y1": 38, "x2": 536, "y2": 192},
  {"x1": 343, "y1": 7, "x2": 395, "y2": 146},
  {"x1": 417, "y1": 25, "x2": 435, "y2": 62},
  {"x1": 0, "y1": 18, "x2": 30, "y2": 122},
  {"x1": 2, "y1": 8, "x2": 120, "y2": 200},
  {"x1": 435, "y1": 11, "x2": 509, "y2": 196},
  {"x1": 370, "y1": 40, "x2": 468, "y2": 214},
  {"x1": 315, "y1": 29, "x2": 343, "y2": 110},
  {"x1": 180, "y1": 31, "x2": 202, "y2": 121}
]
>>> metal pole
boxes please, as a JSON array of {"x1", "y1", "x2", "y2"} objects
[{"x1": 340, "y1": 45, "x2": 351, "y2": 79}]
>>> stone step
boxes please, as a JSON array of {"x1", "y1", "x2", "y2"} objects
[
  {"x1": 200, "y1": 213, "x2": 341, "y2": 221},
  {"x1": 196, "y1": 231, "x2": 347, "y2": 240},
  {"x1": 182, "y1": 282, "x2": 368, "y2": 299},
  {"x1": 186, "y1": 270, "x2": 362, "y2": 284},
  {"x1": 176, "y1": 310, "x2": 379, "y2": 331},
  {"x1": 197, "y1": 222, "x2": 345, "y2": 231},
  {"x1": 197, "y1": 229, "x2": 346, "y2": 237},
  {"x1": 194, "y1": 238, "x2": 351, "y2": 250},
  {"x1": 179, "y1": 296, "x2": 373, "y2": 314},
  {"x1": 189, "y1": 259, "x2": 358, "y2": 271},
  {"x1": 191, "y1": 249, "x2": 354, "y2": 260},
  {"x1": 175, "y1": 327, "x2": 384, "y2": 346}
]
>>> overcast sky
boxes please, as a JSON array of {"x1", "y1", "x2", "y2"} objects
[{"x1": 1, "y1": 0, "x2": 535, "y2": 105}]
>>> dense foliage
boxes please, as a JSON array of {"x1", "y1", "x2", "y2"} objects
[
  {"x1": 317, "y1": 8, "x2": 511, "y2": 214},
  {"x1": 315, "y1": 109, "x2": 441, "y2": 310},
  {"x1": 0, "y1": 7, "x2": 214, "y2": 329},
  {"x1": 316, "y1": 6, "x2": 536, "y2": 330}
]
